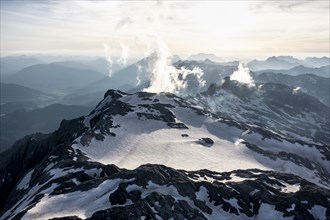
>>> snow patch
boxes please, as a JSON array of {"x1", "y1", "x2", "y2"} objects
[
  {"x1": 309, "y1": 205, "x2": 327, "y2": 220},
  {"x1": 257, "y1": 203, "x2": 292, "y2": 220},
  {"x1": 22, "y1": 178, "x2": 135, "y2": 219},
  {"x1": 17, "y1": 169, "x2": 34, "y2": 190},
  {"x1": 286, "y1": 203, "x2": 295, "y2": 212}
]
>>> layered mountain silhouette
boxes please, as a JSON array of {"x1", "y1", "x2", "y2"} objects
[{"x1": 5, "y1": 64, "x2": 105, "y2": 94}]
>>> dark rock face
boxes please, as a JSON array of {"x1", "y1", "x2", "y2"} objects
[
  {"x1": 197, "y1": 137, "x2": 214, "y2": 146},
  {"x1": 0, "y1": 116, "x2": 86, "y2": 212},
  {"x1": 109, "y1": 184, "x2": 128, "y2": 205}
]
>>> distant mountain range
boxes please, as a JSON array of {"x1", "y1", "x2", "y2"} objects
[
  {"x1": 188, "y1": 53, "x2": 224, "y2": 62},
  {"x1": 0, "y1": 82, "x2": 54, "y2": 103},
  {"x1": 248, "y1": 56, "x2": 330, "y2": 71},
  {"x1": 0, "y1": 56, "x2": 126, "y2": 83},
  {"x1": 0, "y1": 82, "x2": 57, "y2": 117},
  {"x1": 0, "y1": 56, "x2": 42, "y2": 76},
  {"x1": 51, "y1": 58, "x2": 123, "y2": 76},
  {"x1": 305, "y1": 56, "x2": 330, "y2": 67},
  {"x1": 255, "y1": 65, "x2": 330, "y2": 78}
]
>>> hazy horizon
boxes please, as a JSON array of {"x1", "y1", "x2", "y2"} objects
[
  {"x1": 1, "y1": 53, "x2": 329, "y2": 65},
  {"x1": 1, "y1": 0, "x2": 329, "y2": 60}
]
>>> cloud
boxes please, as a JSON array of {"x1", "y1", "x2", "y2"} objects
[
  {"x1": 114, "y1": 17, "x2": 133, "y2": 31},
  {"x1": 143, "y1": 37, "x2": 205, "y2": 95},
  {"x1": 103, "y1": 43, "x2": 113, "y2": 77},
  {"x1": 229, "y1": 63, "x2": 255, "y2": 87},
  {"x1": 250, "y1": 0, "x2": 327, "y2": 12},
  {"x1": 1, "y1": 1, "x2": 329, "y2": 58},
  {"x1": 117, "y1": 42, "x2": 130, "y2": 65},
  {"x1": 135, "y1": 64, "x2": 143, "y2": 86}
]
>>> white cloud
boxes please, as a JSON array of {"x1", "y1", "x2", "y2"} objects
[
  {"x1": 117, "y1": 42, "x2": 130, "y2": 66},
  {"x1": 143, "y1": 37, "x2": 205, "y2": 95},
  {"x1": 230, "y1": 63, "x2": 255, "y2": 87}
]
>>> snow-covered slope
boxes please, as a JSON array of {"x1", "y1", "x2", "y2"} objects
[
  {"x1": 3, "y1": 164, "x2": 330, "y2": 220},
  {"x1": 203, "y1": 78, "x2": 330, "y2": 144},
  {"x1": 1, "y1": 89, "x2": 329, "y2": 219},
  {"x1": 75, "y1": 91, "x2": 267, "y2": 171},
  {"x1": 70, "y1": 90, "x2": 329, "y2": 189}
]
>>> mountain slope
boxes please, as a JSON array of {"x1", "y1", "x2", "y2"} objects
[
  {"x1": 6, "y1": 64, "x2": 105, "y2": 94},
  {"x1": 202, "y1": 78, "x2": 329, "y2": 146},
  {"x1": 0, "y1": 104, "x2": 93, "y2": 153},
  {"x1": 0, "y1": 82, "x2": 53, "y2": 103},
  {"x1": 0, "y1": 82, "x2": 57, "y2": 117},
  {"x1": 77, "y1": 58, "x2": 149, "y2": 94},
  {"x1": 254, "y1": 73, "x2": 330, "y2": 106},
  {"x1": 0, "y1": 56, "x2": 42, "y2": 77},
  {"x1": 51, "y1": 58, "x2": 123, "y2": 76},
  {"x1": 0, "y1": 89, "x2": 329, "y2": 219},
  {"x1": 1, "y1": 101, "x2": 38, "y2": 115}
]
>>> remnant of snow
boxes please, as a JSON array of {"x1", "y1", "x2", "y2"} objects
[
  {"x1": 22, "y1": 178, "x2": 135, "y2": 219},
  {"x1": 281, "y1": 183, "x2": 300, "y2": 193},
  {"x1": 287, "y1": 203, "x2": 295, "y2": 212},
  {"x1": 309, "y1": 205, "x2": 327, "y2": 220},
  {"x1": 257, "y1": 203, "x2": 292, "y2": 220},
  {"x1": 293, "y1": 87, "x2": 301, "y2": 94},
  {"x1": 196, "y1": 186, "x2": 208, "y2": 201},
  {"x1": 249, "y1": 189, "x2": 260, "y2": 196},
  {"x1": 72, "y1": 178, "x2": 81, "y2": 185},
  {"x1": 17, "y1": 170, "x2": 34, "y2": 190},
  {"x1": 85, "y1": 168, "x2": 102, "y2": 178},
  {"x1": 223, "y1": 198, "x2": 240, "y2": 210}
]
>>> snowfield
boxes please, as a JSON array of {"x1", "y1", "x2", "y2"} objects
[{"x1": 72, "y1": 92, "x2": 329, "y2": 189}]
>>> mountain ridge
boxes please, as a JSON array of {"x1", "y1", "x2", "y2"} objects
[{"x1": 0, "y1": 83, "x2": 329, "y2": 219}]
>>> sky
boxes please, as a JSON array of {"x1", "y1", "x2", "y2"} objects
[{"x1": 0, "y1": 0, "x2": 329, "y2": 60}]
